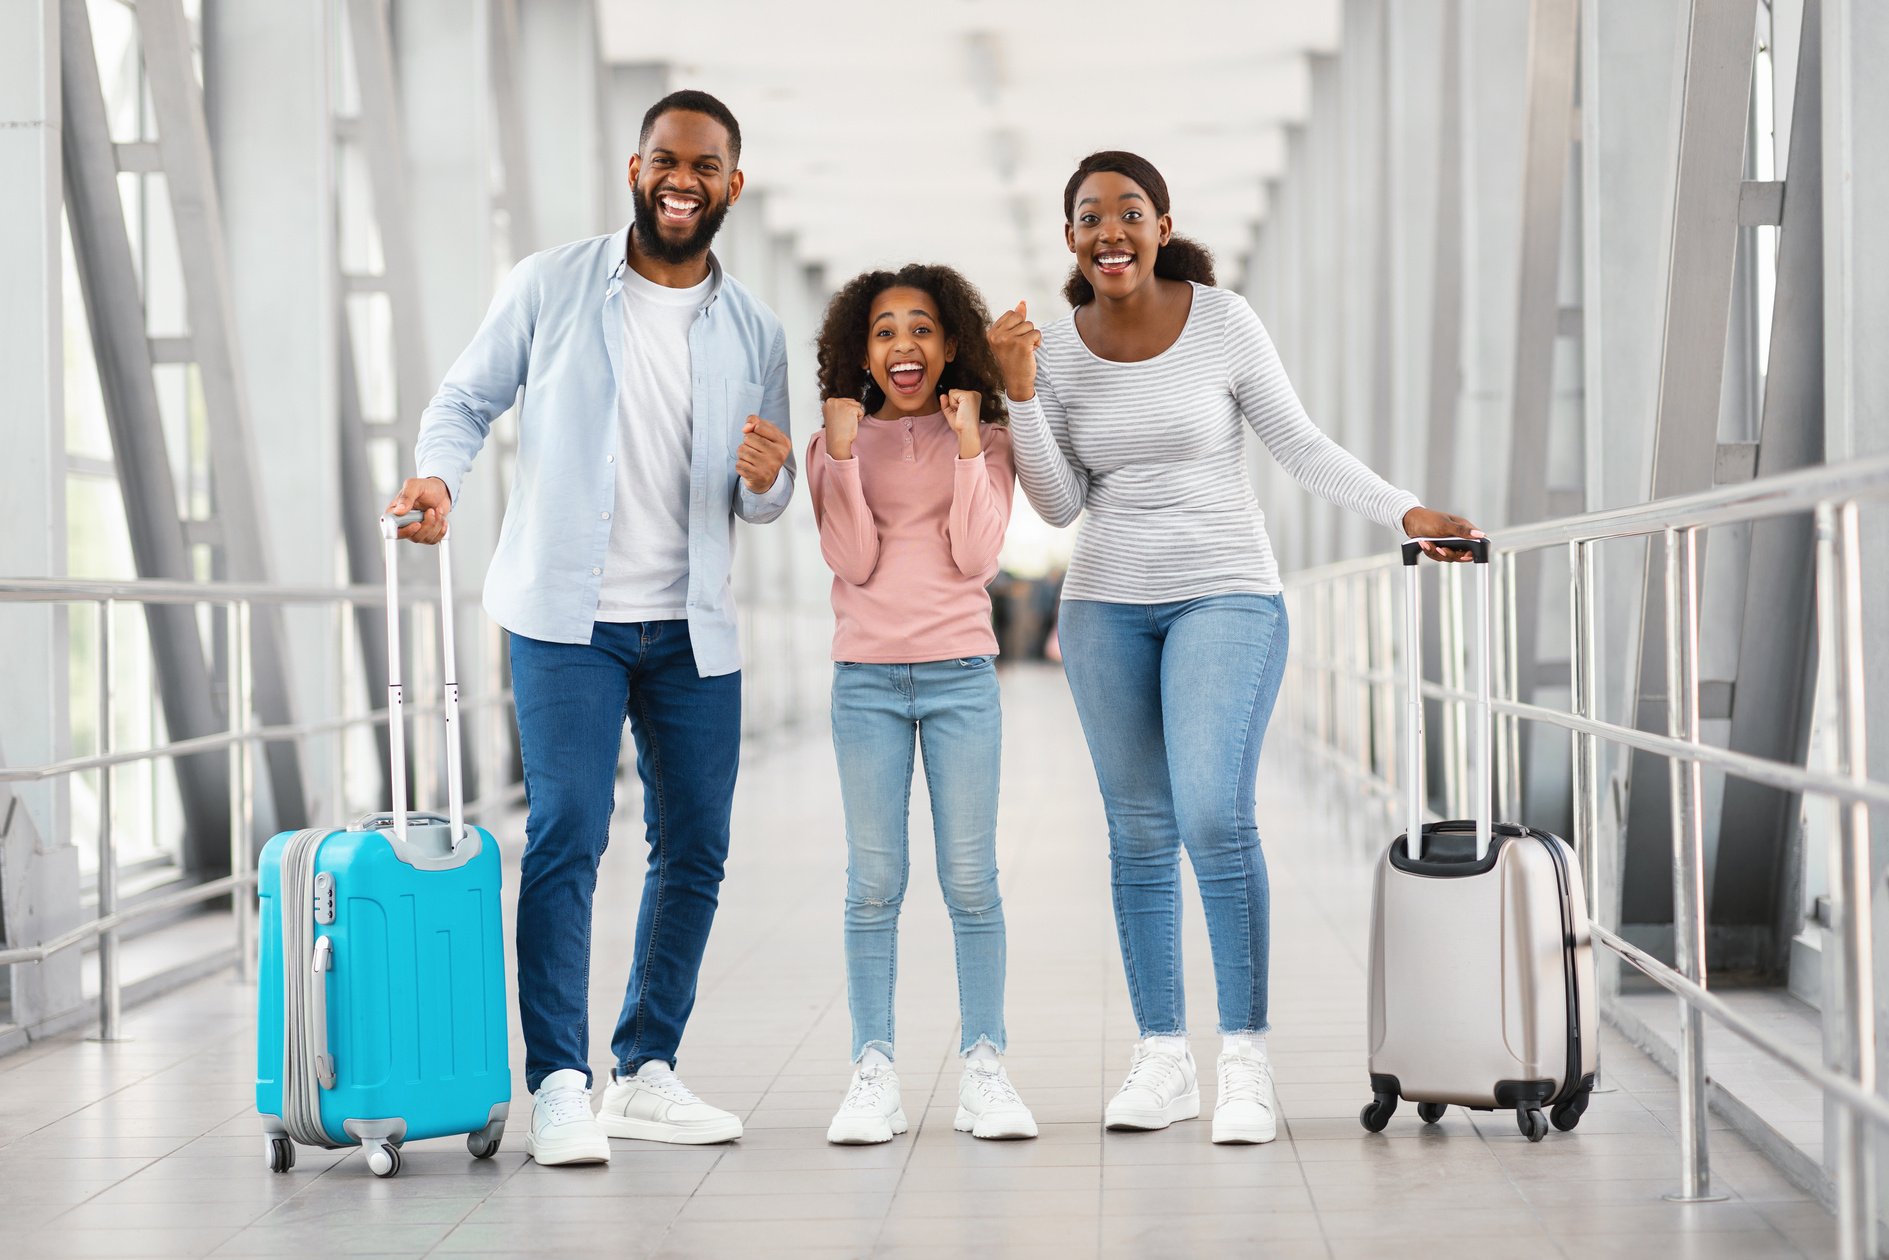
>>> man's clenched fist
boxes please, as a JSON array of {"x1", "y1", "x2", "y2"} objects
[{"x1": 737, "y1": 416, "x2": 792, "y2": 493}]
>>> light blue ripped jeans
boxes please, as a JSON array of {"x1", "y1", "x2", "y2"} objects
[{"x1": 831, "y1": 657, "x2": 1006, "y2": 1063}]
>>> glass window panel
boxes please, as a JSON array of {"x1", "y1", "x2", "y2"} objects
[
  {"x1": 346, "y1": 292, "x2": 397, "y2": 421},
  {"x1": 66, "y1": 472, "x2": 136, "y2": 581},
  {"x1": 87, "y1": 0, "x2": 143, "y2": 145},
  {"x1": 140, "y1": 173, "x2": 189, "y2": 340},
  {"x1": 62, "y1": 213, "x2": 116, "y2": 464}
]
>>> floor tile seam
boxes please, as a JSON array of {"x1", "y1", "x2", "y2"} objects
[
  {"x1": 650, "y1": 981, "x2": 849, "y2": 1255},
  {"x1": 871, "y1": 1039, "x2": 963, "y2": 1253}
]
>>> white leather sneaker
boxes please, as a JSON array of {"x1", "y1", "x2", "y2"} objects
[
  {"x1": 525, "y1": 1068, "x2": 611, "y2": 1166},
  {"x1": 597, "y1": 1063, "x2": 743, "y2": 1145},
  {"x1": 1105, "y1": 1040, "x2": 1201, "y2": 1131},
  {"x1": 955, "y1": 1061, "x2": 1038, "y2": 1140},
  {"x1": 1212, "y1": 1043, "x2": 1279, "y2": 1144},
  {"x1": 825, "y1": 1064, "x2": 907, "y2": 1145}
]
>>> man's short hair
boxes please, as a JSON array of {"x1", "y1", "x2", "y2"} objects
[{"x1": 639, "y1": 89, "x2": 742, "y2": 166}]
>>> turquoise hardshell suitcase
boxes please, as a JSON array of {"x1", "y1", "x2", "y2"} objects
[{"x1": 256, "y1": 518, "x2": 510, "y2": 1176}]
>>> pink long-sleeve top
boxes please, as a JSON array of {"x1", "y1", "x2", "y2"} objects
[{"x1": 807, "y1": 412, "x2": 1016, "y2": 664}]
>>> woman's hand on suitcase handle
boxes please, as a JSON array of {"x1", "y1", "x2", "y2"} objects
[
  {"x1": 1402, "y1": 507, "x2": 1484, "y2": 562},
  {"x1": 388, "y1": 477, "x2": 452, "y2": 545}
]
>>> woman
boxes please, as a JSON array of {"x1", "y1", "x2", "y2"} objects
[
  {"x1": 808, "y1": 264, "x2": 1035, "y2": 1144},
  {"x1": 987, "y1": 151, "x2": 1481, "y2": 1145}
]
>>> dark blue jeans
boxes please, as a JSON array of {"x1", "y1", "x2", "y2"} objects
[{"x1": 509, "y1": 620, "x2": 741, "y2": 1091}]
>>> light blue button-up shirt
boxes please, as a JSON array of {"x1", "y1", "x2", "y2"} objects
[{"x1": 415, "y1": 228, "x2": 794, "y2": 677}]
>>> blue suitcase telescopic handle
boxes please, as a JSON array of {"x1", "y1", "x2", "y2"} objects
[
  {"x1": 378, "y1": 512, "x2": 464, "y2": 852},
  {"x1": 1401, "y1": 536, "x2": 1495, "y2": 860}
]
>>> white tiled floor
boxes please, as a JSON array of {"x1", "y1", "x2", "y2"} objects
[{"x1": 0, "y1": 666, "x2": 1840, "y2": 1258}]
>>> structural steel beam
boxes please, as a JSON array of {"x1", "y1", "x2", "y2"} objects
[
  {"x1": 1715, "y1": 0, "x2": 1825, "y2": 969},
  {"x1": 1621, "y1": 0, "x2": 1759, "y2": 934},
  {"x1": 132, "y1": 0, "x2": 309, "y2": 843},
  {"x1": 60, "y1": 0, "x2": 232, "y2": 857}
]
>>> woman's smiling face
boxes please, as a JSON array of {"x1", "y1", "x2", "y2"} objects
[
  {"x1": 865, "y1": 286, "x2": 956, "y2": 415},
  {"x1": 1066, "y1": 169, "x2": 1172, "y2": 301}
]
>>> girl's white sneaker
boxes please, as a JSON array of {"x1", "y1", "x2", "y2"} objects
[
  {"x1": 955, "y1": 1062, "x2": 1039, "y2": 1140},
  {"x1": 826, "y1": 1064, "x2": 907, "y2": 1145}
]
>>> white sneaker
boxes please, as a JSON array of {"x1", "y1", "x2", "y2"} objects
[
  {"x1": 597, "y1": 1063, "x2": 743, "y2": 1145},
  {"x1": 525, "y1": 1068, "x2": 611, "y2": 1166},
  {"x1": 825, "y1": 1064, "x2": 907, "y2": 1145},
  {"x1": 1105, "y1": 1039, "x2": 1201, "y2": 1131},
  {"x1": 955, "y1": 1061, "x2": 1038, "y2": 1140},
  {"x1": 1212, "y1": 1043, "x2": 1278, "y2": 1144}
]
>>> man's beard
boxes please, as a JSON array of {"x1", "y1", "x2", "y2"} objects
[{"x1": 631, "y1": 181, "x2": 731, "y2": 265}]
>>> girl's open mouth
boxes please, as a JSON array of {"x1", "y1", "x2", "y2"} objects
[
  {"x1": 1095, "y1": 251, "x2": 1135, "y2": 277},
  {"x1": 887, "y1": 361, "x2": 926, "y2": 395}
]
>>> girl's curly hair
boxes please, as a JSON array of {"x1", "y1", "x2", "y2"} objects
[{"x1": 815, "y1": 263, "x2": 1008, "y2": 424}]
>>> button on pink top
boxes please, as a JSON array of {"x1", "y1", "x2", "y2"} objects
[{"x1": 807, "y1": 412, "x2": 1016, "y2": 664}]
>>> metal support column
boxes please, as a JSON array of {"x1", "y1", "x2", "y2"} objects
[
  {"x1": 0, "y1": 0, "x2": 79, "y2": 1035},
  {"x1": 1716, "y1": 1, "x2": 1827, "y2": 972},
  {"x1": 130, "y1": 0, "x2": 309, "y2": 841},
  {"x1": 1621, "y1": 0, "x2": 1760, "y2": 939},
  {"x1": 61, "y1": 0, "x2": 233, "y2": 858},
  {"x1": 1502, "y1": 0, "x2": 1581, "y2": 817}
]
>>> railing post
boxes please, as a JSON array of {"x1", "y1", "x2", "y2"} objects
[
  {"x1": 94, "y1": 599, "x2": 123, "y2": 1042},
  {"x1": 1816, "y1": 500, "x2": 1878, "y2": 1260},
  {"x1": 1569, "y1": 540, "x2": 1612, "y2": 1094},
  {"x1": 1664, "y1": 526, "x2": 1722, "y2": 1202},
  {"x1": 228, "y1": 600, "x2": 256, "y2": 985}
]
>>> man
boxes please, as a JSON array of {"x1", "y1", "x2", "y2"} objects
[{"x1": 388, "y1": 89, "x2": 794, "y2": 1166}]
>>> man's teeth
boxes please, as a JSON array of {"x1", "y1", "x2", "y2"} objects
[{"x1": 660, "y1": 195, "x2": 700, "y2": 213}]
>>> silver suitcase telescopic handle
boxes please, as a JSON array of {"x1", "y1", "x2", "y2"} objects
[
  {"x1": 378, "y1": 512, "x2": 464, "y2": 850},
  {"x1": 1400, "y1": 537, "x2": 1493, "y2": 861}
]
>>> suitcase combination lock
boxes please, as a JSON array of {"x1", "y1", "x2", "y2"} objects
[{"x1": 313, "y1": 872, "x2": 336, "y2": 925}]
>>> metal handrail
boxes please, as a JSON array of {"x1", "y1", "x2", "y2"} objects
[
  {"x1": 1279, "y1": 453, "x2": 1887, "y2": 1255},
  {"x1": 0, "y1": 575, "x2": 519, "y2": 1033}
]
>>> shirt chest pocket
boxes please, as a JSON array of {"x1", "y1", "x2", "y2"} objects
[{"x1": 711, "y1": 378, "x2": 766, "y2": 483}]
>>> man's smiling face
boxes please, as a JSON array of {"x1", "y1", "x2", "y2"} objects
[{"x1": 627, "y1": 109, "x2": 743, "y2": 264}]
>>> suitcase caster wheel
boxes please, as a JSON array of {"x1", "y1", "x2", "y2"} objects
[
  {"x1": 1518, "y1": 1108, "x2": 1549, "y2": 1142},
  {"x1": 1359, "y1": 1095, "x2": 1397, "y2": 1133},
  {"x1": 1416, "y1": 1102, "x2": 1447, "y2": 1125},
  {"x1": 367, "y1": 1142, "x2": 402, "y2": 1177},
  {"x1": 467, "y1": 1133, "x2": 501, "y2": 1160},
  {"x1": 267, "y1": 1137, "x2": 295, "y2": 1173},
  {"x1": 1551, "y1": 1089, "x2": 1591, "y2": 1132}
]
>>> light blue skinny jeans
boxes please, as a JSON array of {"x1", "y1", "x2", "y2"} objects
[
  {"x1": 1056, "y1": 593, "x2": 1289, "y2": 1038},
  {"x1": 830, "y1": 657, "x2": 1006, "y2": 1063}
]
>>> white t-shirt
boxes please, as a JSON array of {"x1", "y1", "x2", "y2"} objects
[{"x1": 595, "y1": 266, "x2": 712, "y2": 622}]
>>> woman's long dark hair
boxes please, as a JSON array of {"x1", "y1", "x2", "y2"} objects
[
  {"x1": 815, "y1": 263, "x2": 1007, "y2": 424},
  {"x1": 1061, "y1": 151, "x2": 1216, "y2": 307}
]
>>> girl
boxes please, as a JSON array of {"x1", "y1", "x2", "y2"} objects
[
  {"x1": 808, "y1": 263, "x2": 1036, "y2": 1144},
  {"x1": 987, "y1": 152, "x2": 1483, "y2": 1145}
]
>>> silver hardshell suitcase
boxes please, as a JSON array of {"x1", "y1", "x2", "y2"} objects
[{"x1": 1360, "y1": 537, "x2": 1599, "y2": 1141}]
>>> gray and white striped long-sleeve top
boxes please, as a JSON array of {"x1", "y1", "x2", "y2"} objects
[{"x1": 1006, "y1": 284, "x2": 1421, "y2": 604}]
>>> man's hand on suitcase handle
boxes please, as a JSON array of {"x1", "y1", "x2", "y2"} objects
[
  {"x1": 388, "y1": 477, "x2": 452, "y2": 545},
  {"x1": 1402, "y1": 507, "x2": 1485, "y2": 562}
]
